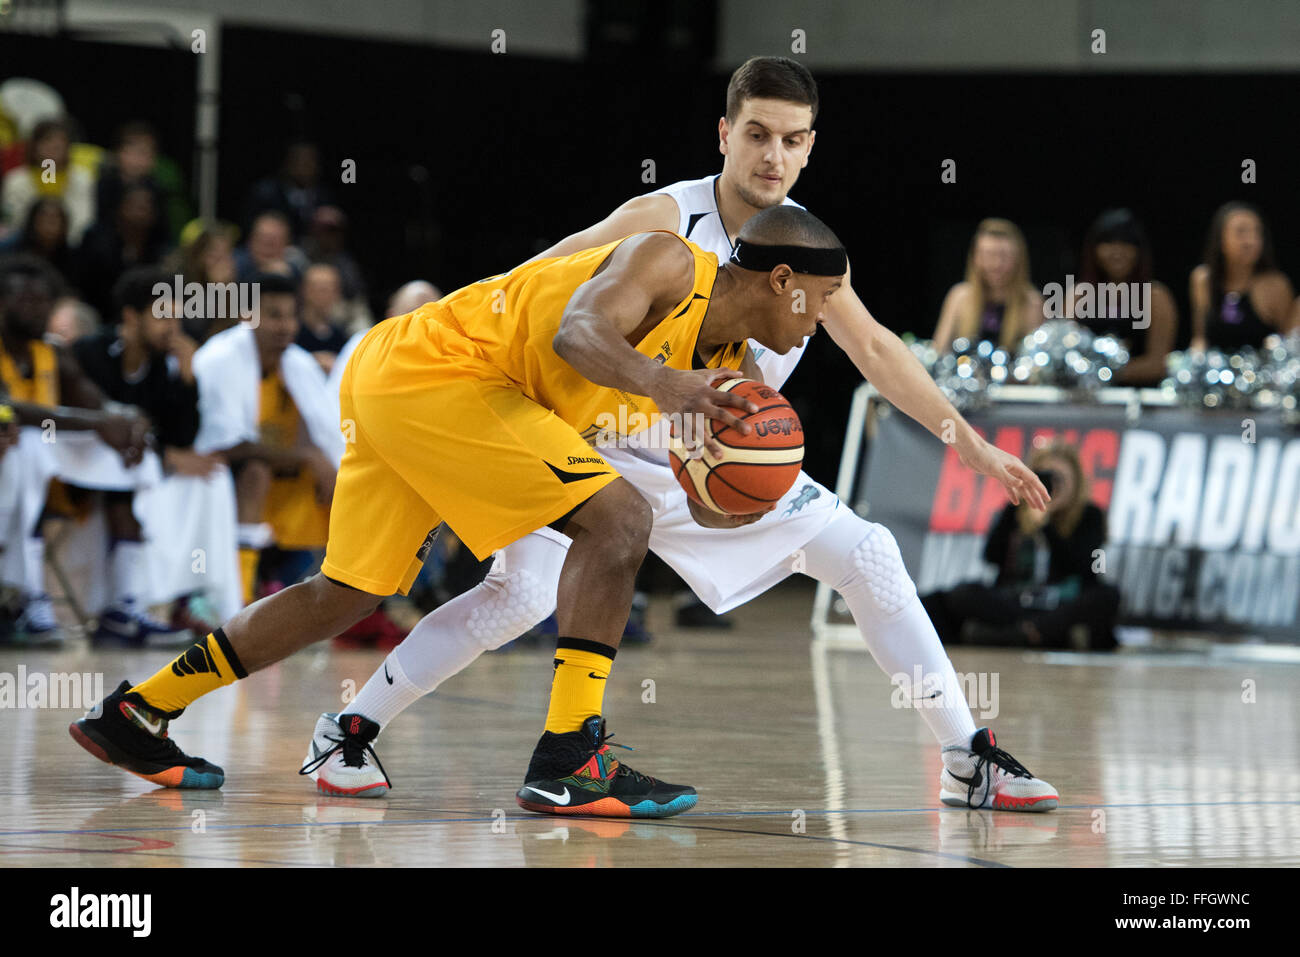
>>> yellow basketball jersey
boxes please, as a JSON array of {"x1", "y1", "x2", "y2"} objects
[
  {"x1": 416, "y1": 232, "x2": 746, "y2": 440},
  {"x1": 0, "y1": 339, "x2": 59, "y2": 405}
]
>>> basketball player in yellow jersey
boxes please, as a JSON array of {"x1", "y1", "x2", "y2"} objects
[{"x1": 72, "y1": 205, "x2": 848, "y2": 816}]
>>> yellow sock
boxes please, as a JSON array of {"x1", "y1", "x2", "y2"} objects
[
  {"x1": 239, "y1": 547, "x2": 260, "y2": 605},
  {"x1": 128, "y1": 629, "x2": 248, "y2": 717},
  {"x1": 544, "y1": 639, "x2": 615, "y2": 733}
]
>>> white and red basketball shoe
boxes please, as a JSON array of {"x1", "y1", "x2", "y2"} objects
[
  {"x1": 940, "y1": 728, "x2": 1059, "y2": 812},
  {"x1": 300, "y1": 712, "x2": 391, "y2": 797}
]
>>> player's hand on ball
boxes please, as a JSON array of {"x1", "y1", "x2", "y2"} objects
[
  {"x1": 959, "y1": 439, "x2": 1051, "y2": 510},
  {"x1": 650, "y1": 366, "x2": 757, "y2": 459},
  {"x1": 687, "y1": 498, "x2": 772, "y2": 529}
]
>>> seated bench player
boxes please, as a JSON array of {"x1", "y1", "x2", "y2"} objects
[{"x1": 190, "y1": 272, "x2": 343, "y2": 605}]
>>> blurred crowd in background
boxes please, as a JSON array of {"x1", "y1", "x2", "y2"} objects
[{"x1": 2, "y1": 73, "x2": 1297, "y2": 653}]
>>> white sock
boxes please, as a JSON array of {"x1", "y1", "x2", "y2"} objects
[
  {"x1": 349, "y1": 649, "x2": 424, "y2": 730},
  {"x1": 802, "y1": 512, "x2": 978, "y2": 749},
  {"x1": 349, "y1": 529, "x2": 568, "y2": 730},
  {"x1": 109, "y1": 540, "x2": 147, "y2": 608},
  {"x1": 23, "y1": 536, "x2": 45, "y2": 597}
]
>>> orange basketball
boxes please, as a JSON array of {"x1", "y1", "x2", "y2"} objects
[{"x1": 668, "y1": 379, "x2": 804, "y2": 515}]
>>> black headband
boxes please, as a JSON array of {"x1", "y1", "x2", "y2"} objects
[{"x1": 729, "y1": 238, "x2": 847, "y2": 277}]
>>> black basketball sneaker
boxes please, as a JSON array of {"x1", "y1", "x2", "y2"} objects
[
  {"x1": 516, "y1": 716, "x2": 697, "y2": 818},
  {"x1": 69, "y1": 680, "x2": 224, "y2": 788}
]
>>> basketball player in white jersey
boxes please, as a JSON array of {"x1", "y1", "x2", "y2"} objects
[{"x1": 302, "y1": 56, "x2": 1060, "y2": 813}]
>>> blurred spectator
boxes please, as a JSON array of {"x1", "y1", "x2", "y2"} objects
[
  {"x1": 77, "y1": 183, "x2": 171, "y2": 319},
  {"x1": 192, "y1": 273, "x2": 342, "y2": 605},
  {"x1": 921, "y1": 441, "x2": 1119, "y2": 651},
  {"x1": 933, "y1": 218, "x2": 1043, "y2": 353},
  {"x1": 302, "y1": 205, "x2": 372, "y2": 333},
  {"x1": 1190, "y1": 202, "x2": 1295, "y2": 353},
  {"x1": 1070, "y1": 209, "x2": 1177, "y2": 386},
  {"x1": 71, "y1": 267, "x2": 212, "y2": 646},
  {"x1": 95, "y1": 121, "x2": 193, "y2": 244},
  {"x1": 244, "y1": 141, "x2": 333, "y2": 241},
  {"x1": 0, "y1": 196, "x2": 78, "y2": 282},
  {"x1": 386, "y1": 279, "x2": 441, "y2": 318},
  {"x1": 1, "y1": 118, "x2": 97, "y2": 245},
  {"x1": 233, "y1": 210, "x2": 306, "y2": 283},
  {"x1": 303, "y1": 206, "x2": 364, "y2": 298},
  {"x1": 0, "y1": 254, "x2": 149, "y2": 646},
  {"x1": 46, "y1": 295, "x2": 100, "y2": 345},
  {"x1": 295, "y1": 263, "x2": 349, "y2": 373},
  {"x1": 168, "y1": 219, "x2": 239, "y2": 342},
  {"x1": 327, "y1": 279, "x2": 442, "y2": 399}
]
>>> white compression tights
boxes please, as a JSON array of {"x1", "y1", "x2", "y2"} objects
[{"x1": 349, "y1": 511, "x2": 976, "y2": 748}]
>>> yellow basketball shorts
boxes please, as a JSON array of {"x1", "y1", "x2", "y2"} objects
[{"x1": 321, "y1": 314, "x2": 619, "y2": 596}]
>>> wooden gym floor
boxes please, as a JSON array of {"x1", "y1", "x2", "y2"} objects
[{"x1": 1, "y1": 581, "x2": 1297, "y2": 867}]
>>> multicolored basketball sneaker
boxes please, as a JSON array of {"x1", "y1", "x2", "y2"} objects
[
  {"x1": 516, "y1": 716, "x2": 697, "y2": 818},
  {"x1": 68, "y1": 681, "x2": 224, "y2": 788},
  {"x1": 940, "y1": 728, "x2": 1058, "y2": 812}
]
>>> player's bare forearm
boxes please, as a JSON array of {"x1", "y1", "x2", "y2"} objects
[
  {"x1": 825, "y1": 286, "x2": 979, "y2": 455},
  {"x1": 865, "y1": 329, "x2": 977, "y2": 452},
  {"x1": 554, "y1": 308, "x2": 674, "y2": 398},
  {"x1": 9, "y1": 399, "x2": 111, "y2": 431},
  {"x1": 222, "y1": 440, "x2": 312, "y2": 473},
  {"x1": 826, "y1": 286, "x2": 1050, "y2": 508},
  {"x1": 552, "y1": 232, "x2": 696, "y2": 397}
]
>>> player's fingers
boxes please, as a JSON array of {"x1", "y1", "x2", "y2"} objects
[
  {"x1": 708, "y1": 404, "x2": 751, "y2": 435},
  {"x1": 712, "y1": 387, "x2": 759, "y2": 416},
  {"x1": 1004, "y1": 471, "x2": 1021, "y2": 506},
  {"x1": 1010, "y1": 461, "x2": 1050, "y2": 509},
  {"x1": 704, "y1": 367, "x2": 744, "y2": 385}
]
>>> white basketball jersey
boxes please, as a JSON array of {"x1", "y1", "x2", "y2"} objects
[{"x1": 649, "y1": 175, "x2": 808, "y2": 390}]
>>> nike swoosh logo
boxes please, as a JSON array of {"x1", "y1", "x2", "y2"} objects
[
  {"x1": 122, "y1": 701, "x2": 163, "y2": 736},
  {"x1": 384, "y1": 664, "x2": 393, "y2": 685},
  {"x1": 948, "y1": 771, "x2": 982, "y2": 787},
  {"x1": 546, "y1": 462, "x2": 607, "y2": 484},
  {"x1": 588, "y1": 672, "x2": 606, "y2": 680},
  {"x1": 523, "y1": 785, "x2": 570, "y2": 805}
]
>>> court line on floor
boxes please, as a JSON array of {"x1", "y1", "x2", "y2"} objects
[
  {"x1": 613, "y1": 819, "x2": 1012, "y2": 867},
  {"x1": 0, "y1": 823, "x2": 1004, "y2": 868},
  {"x1": 0, "y1": 840, "x2": 308, "y2": 867},
  {"x1": 3, "y1": 797, "x2": 1294, "y2": 838}
]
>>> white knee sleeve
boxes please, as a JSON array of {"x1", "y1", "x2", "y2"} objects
[
  {"x1": 805, "y1": 512, "x2": 917, "y2": 620},
  {"x1": 467, "y1": 565, "x2": 557, "y2": 649},
  {"x1": 847, "y1": 523, "x2": 918, "y2": 619}
]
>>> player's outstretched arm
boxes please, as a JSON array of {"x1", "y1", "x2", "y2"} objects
[
  {"x1": 528, "y1": 194, "x2": 680, "y2": 262},
  {"x1": 823, "y1": 265, "x2": 1050, "y2": 510}
]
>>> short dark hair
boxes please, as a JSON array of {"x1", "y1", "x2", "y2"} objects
[
  {"x1": 251, "y1": 210, "x2": 292, "y2": 233},
  {"x1": 250, "y1": 272, "x2": 299, "y2": 297},
  {"x1": 725, "y1": 56, "x2": 819, "y2": 124},
  {"x1": 113, "y1": 266, "x2": 172, "y2": 316},
  {"x1": 738, "y1": 205, "x2": 842, "y2": 250},
  {"x1": 115, "y1": 120, "x2": 158, "y2": 149},
  {"x1": 0, "y1": 253, "x2": 64, "y2": 301},
  {"x1": 25, "y1": 118, "x2": 71, "y2": 165}
]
